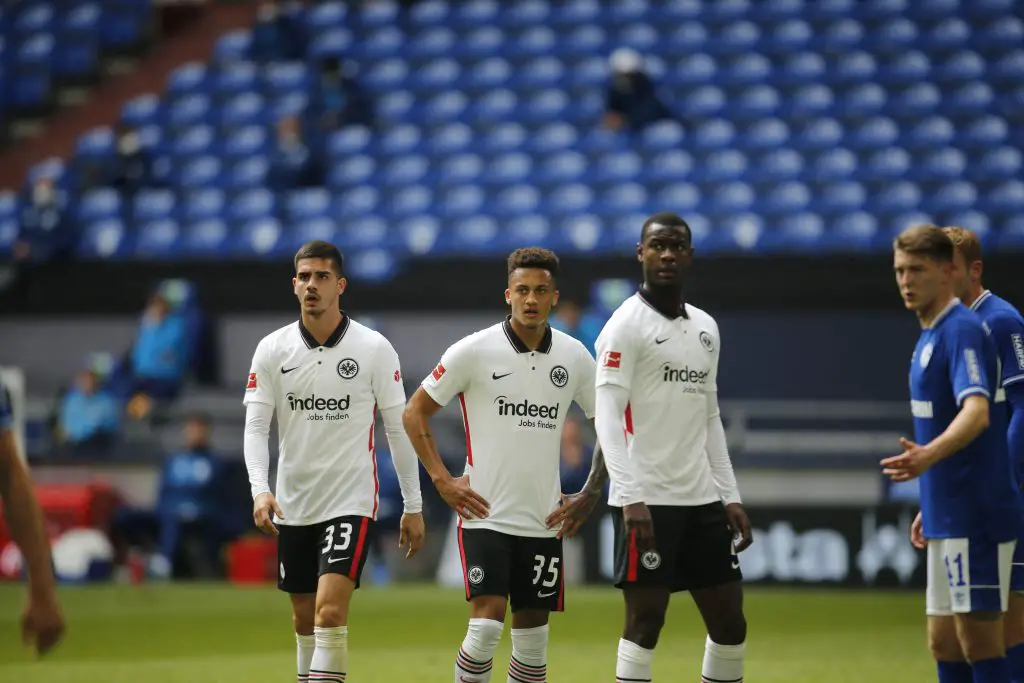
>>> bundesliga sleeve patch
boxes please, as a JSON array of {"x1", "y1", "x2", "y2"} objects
[
  {"x1": 431, "y1": 363, "x2": 446, "y2": 382},
  {"x1": 246, "y1": 372, "x2": 257, "y2": 390},
  {"x1": 394, "y1": 369, "x2": 401, "y2": 382},
  {"x1": 603, "y1": 351, "x2": 622, "y2": 369}
]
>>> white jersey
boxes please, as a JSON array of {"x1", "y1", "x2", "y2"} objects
[
  {"x1": 422, "y1": 318, "x2": 597, "y2": 537},
  {"x1": 243, "y1": 316, "x2": 407, "y2": 526},
  {"x1": 595, "y1": 291, "x2": 722, "y2": 507}
]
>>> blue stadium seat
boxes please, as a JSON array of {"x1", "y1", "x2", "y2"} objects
[
  {"x1": 827, "y1": 211, "x2": 879, "y2": 251},
  {"x1": 166, "y1": 62, "x2": 208, "y2": 98},
  {"x1": 345, "y1": 249, "x2": 400, "y2": 283},
  {"x1": 286, "y1": 188, "x2": 330, "y2": 222},
  {"x1": 752, "y1": 148, "x2": 804, "y2": 181},
  {"x1": 509, "y1": 26, "x2": 557, "y2": 58},
  {"x1": 927, "y1": 181, "x2": 978, "y2": 212},
  {"x1": 710, "y1": 181, "x2": 754, "y2": 213},
  {"x1": 654, "y1": 182, "x2": 700, "y2": 213},
  {"x1": 428, "y1": 123, "x2": 473, "y2": 156},
  {"x1": 233, "y1": 218, "x2": 284, "y2": 257},
  {"x1": 680, "y1": 86, "x2": 725, "y2": 118},
  {"x1": 133, "y1": 189, "x2": 176, "y2": 223},
  {"x1": 997, "y1": 216, "x2": 1024, "y2": 249},
  {"x1": 876, "y1": 180, "x2": 922, "y2": 213},
  {"x1": 225, "y1": 157, "x2": 269, "y2": 192},
  {"x1": 974, "y1": 147, "x2": 1022, "y2": 181},
  {"x1": 135, "y1": 219, "x2": 182, "y2": 258},
  {"x1": 388, "y1": 185, "x2": 433, "y2": 218},
  {"x1": 395, "y1": 216, "x2": 439, "y2": 255},
  {"x1": 761, "y1": 213, "x2": 825, "y2": 252},
  {"x1": 779, "y1": 52, "x2": 825, "y2": 85},
  {"x1": 182, "y1": 189, "x2": 226, "y2": 223},
  {"x1": 288, "y1": 218, "x2": 338, "y2": 252},
  {"x1": 178, "y1": 156, "x2": 222, "y2": 190},
  {"x1": 481, "y1": 153, "x2": 532, "y2": 185},
  {"x1": 457, "y1": 27, "x2": 505, "y2": 59},
  {"x1": 333, "y1": 187, "x2": 380, "y2": 219},
  {"x1": 812, "y1": 148, "x2": 857, "y2": 180},
  {"x1": 494, "y1": 184, "x2": 541, "y2": 216},
  {"x1": 535, "y1": 151, "x2": 588, "y2": 184},
  {"x1": 701, "y1": 150, "x2": 748, "y2": 182},
  {"x1": 77, "y1": 188, "x2": 122, "y2": 223},
  {"x1": 228, "y1": 189, "x2": 277, "y2": 224},
  {"x1": 79, "y1": 219, "x2": 129, "y2": 260},
  {"x1": 121, "y1": 93, "x2": 161, "y2": 127},
  {"x1": 866, "y1": 147, "x2": 912, "y2": 180},
  {"x1": 984, "y1": 180, "x2": 1024, "y2": 214},
  {"x1": 816, "y1": 181, "x2": 867, "y2": 213},
  {"x1": 380, "y1": 155, "x2": 429, "y2": 188},
  {"x1": 309, "y1": 28, "x2": 353, "y2": 60},
  {"x1": 917, "y1": 148, "x2": 967, "y2": 180},
  {"x1": 793, "y1": 118, "x2": 844, "y2": 150},
  {"x1": 76, "y1": 127, "x2": 115, "y2": 158},
  {"x1": 212, "y1": 30, "x2": 251, "y2": 63},
  {"x1": 181, "y1": 219, "x2": 230, "y2": 256}
]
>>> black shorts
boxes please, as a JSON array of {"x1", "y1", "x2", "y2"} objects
[
  {"x1": 277, "y1": 515, "x2": 373, "y2": 594},
  {"x1": 458, "y1": 527, "x2": 565, "y2": 613},
  {"x1": 612, "y1": 502, "x2": 742, "y2": 593}
]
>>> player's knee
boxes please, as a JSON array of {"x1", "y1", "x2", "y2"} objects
[
  {"x1": 315, "y1": 602, "x2": 346, "y2": 628},
  {"x1": 707, "y1": 613, "x2": 747, "y2": 646},
  {"x1": 625, "y1": 608, "x2": 666, "y2": 648},
  {"x1": 510, "y1": 624, "x2": 549, "y2": 660},
  {"x1": 928, "y1": 620, "x2": 965, "y2": 661},
  {"x1": 293, "y1": 610, "x2": 315, "y2": 635},
  {"x1": 466, "y1": 617, "x2": 505, "y2": 653},
  {"x1": 957, "y1": 614, "x2": 1006, "y2": 662}
]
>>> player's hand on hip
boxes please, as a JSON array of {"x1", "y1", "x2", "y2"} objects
[
  {"x1": 881, "y1": 437, "x2": 937, "y2": 482},
  {"x1": 21, "y1": 592, "x2": 64, "y2": 656},
  {"x1": 546, "y1": 489, "x2": 600, "y2": 539},
  {"x1": 438, "y1": 474, "x2": 490, "y2": 520},
  {"x1": 725, "y1": 502, "x2": 754, "y2": 552},
  {"x1": 253, "y1": 492, "x2": 283, "y2": 536},
  {"x1": 399, "y1": 512, "x2": 426, "y2": 559},
  {"x1": 910, "y1": 510, "x2": 926, "y2": 550},
  {"x1": 623, "y1": 502, "x2": 656, "y2": 552}
]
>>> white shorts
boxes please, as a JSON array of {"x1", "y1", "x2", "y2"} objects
[{"x1": 926, "y1": 537, "x2": 1016, "y2": 616}]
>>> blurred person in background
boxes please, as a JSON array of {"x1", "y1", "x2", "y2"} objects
[
  {"x1": 57, "y1": 368, "x2": 121, "y2": 456},
  {"x1": 906, "y1": 226, "x2": 1024, "y2": 683},
  {"x1": 268, "y1": 114, "x2": 325, "y2": 190},
  {"x1": 249, "y1": 0, "x2": 306, "y2": 63},
  {"x1": 13, "y1": 176, "x2": 76, "y2": 264},
  {"x1": 111, "y1": 414, "x2": 225, "y2": 579},
  {"x1": 550, "y1": 299, "x2": 605, "y2": 356},
  {"x1": 559, "y1": 414, "x2": 592, "y2": 497},
  {"x1": 308, "y1": 57, "x2": 374, "y2": 136},
  {"x1": 886, "y1": 224, "x2": 1021, "y2": 683},
  {"x1": 0, "y1": 377, "x2": 65, "y2": 655},
  {"x1": 125, "y1": 291, "x2": 189, "y2": 420},
  {"x1": 602, "y1": 48, "x2": 672, "y2": 132},
  {"x1": 108, "y1": 123, "x2": 154, "y2": 201}
]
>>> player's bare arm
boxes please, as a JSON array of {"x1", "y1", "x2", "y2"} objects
[
  {"x1": 402, "y1": 387, "x2": 490, "y2": 519},
  {"x1": 0, "y1": 428, "x2": 65, "y2": 655},
  {"x1": 546, "y1": 433, "x2": 607, "y2": 539},
  {"x1": 883, "y1": 393, "x2": 990, "y2": 482}
]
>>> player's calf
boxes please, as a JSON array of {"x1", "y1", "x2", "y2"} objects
[
  {"x1": 291, "y1": 594, "x2": 316, "y2": 683},
  {"x1": 455, "y1": 617, "x2": 504, "y2": 683}
]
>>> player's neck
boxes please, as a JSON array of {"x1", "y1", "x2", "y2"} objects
[
  {"x1": 301, "y1": 308, "x2": 344, "y2": 345},
  {"x1": 917, "y1": 292, "x2": 955, "y2": 329},
  {"x1": 508, "y1": 316, "x2": 549, "y2": 350},
  {"x1": 641, "y1": 282, "x2": 685, "y2": 316},
  {"x1": 961, "y1": 284, "x2": 986, "y2": 309}
]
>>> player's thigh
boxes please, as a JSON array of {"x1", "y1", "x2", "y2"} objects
[
  {"x1": 278, "y1": 523, "x2": 321, "y2": 595},
  {"x1": 459, "y1": 527, "x2": 514, "y2": 602},
  {"x1": 317, "y1": 516, "x2": 374, "y2": 589},
  {"x1": 610, "y1": 505, "x2": 682, "y2": 592},
  {"x1": 315, "y1": 573, "x2": 357, "y2": 627},
  {"x1": 675, "y1": 502, "x2": 743, "y2": 593},
  {"x1": 927, "y1": 615, "x2": 963, "y2": 661},
  {"x1": 509, "y1": 535, "x2": 563, "y2": 614}
]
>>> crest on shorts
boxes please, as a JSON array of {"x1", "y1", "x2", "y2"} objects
[
  {"x1": 550, "y1": 365, "x2": 569, "y2": 388},
  {"x1": 468, "y1": 566, "x2": 485, "y2": 585},
  {"x1": 337, "y1": 358, "x2": 359, "y2": 379},
  {"x1": 641, "y1": 550, "x2": 661, "y2": 570},
  {"x1": 699, "y1": 331, "x2": 715, "y2": 353}
]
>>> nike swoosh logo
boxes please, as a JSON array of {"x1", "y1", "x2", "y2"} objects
[
  {"x1": 281, "y1": 366, "x2": 301, "y2": 374},
  {"x1": 492, "y1": 372, "x2": 513, "y2": 380},
  {"x1": 326, "y1": 556, "x2": 349, "y2": 564},
  {"x1": 537, "y1": 590, "x2": 557, "y2": 598},
  {"x1": 655, "y1": 337, "x2": 670, "y2": 344}
]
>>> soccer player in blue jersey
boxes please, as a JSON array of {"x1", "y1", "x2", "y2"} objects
[
  {"x1": 910, "y1": 226, "x2": 1024, "y2": 682},
  {"x1": 884, "y1": 224, "x2": 1023, "y2": 683}
]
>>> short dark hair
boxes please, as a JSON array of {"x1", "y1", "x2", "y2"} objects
[
  {"x1": 294, "y1": 240, "x2": 344, "y2": 275},
  {"x1": 507, "y1": 247, "x2": 559, "y2": 280},
  {"x1": 893, "y1": 224, "x2": 954, "y2": 263},
  {"x1": 641, "y1": 212, "x2": 692, "y2": 243}
]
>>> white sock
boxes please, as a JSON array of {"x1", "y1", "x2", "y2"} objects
[
  {"x1": 508, "y1": 624, "x2": 549, "y2": 683},
  {"x1": 310, "y1": 626, "x2": 348, "y2": 683},
  {"x1": 455, "y1": 618, "x2": 504, "y2": 683},
  {"x1": 616, "y1": 638, "x2": 653, "y2": 683},
  {"x1": 701, "y1": 636, "x2": 744, "y2": 683},
  {"x1": 296, "y1": 633, "x2": 315, "y2": 682}
]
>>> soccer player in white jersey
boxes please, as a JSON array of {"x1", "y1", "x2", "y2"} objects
[
  {"x1": 243, "y1": 240, "x2": 425, "y2": 683},
  {"x1": 554, "y1": 213, "x2": 752, "y2": 683},
  {"x1": 402, "y1": 247, "x2": 600, "y2": 683}
]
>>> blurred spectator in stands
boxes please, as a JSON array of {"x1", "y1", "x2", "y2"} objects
[
  {"x1": 550, "y1": 299, "x2": 604, "y2": 355},
  {"x1": 13, "y1": 177, "x2": 76, "y2": 263},
  {"x1": 560, "y1": 415, "x2": 593, "y2": 496},
  {"x1": 249, "y1": 0, "x2": 306, "y2": 63},
  {"x1": 125, "y1": 291, "x2": 189, "y2": 420},
  {"x1": 308, "y1": 57, "x2": 374, "y2": 135},
  {"x1": 110, "y1": 414, "x2": 226, "y2": 579},
  {"x1": 603, "y1": 48, "x2": 672, "y2": 132},
  {"x1": 268, "y1": 114, "x2": 325, "y2": 189},
  {"x1": 56, "y1": 368, "x2": 121, "y2": 456},
  {"x1": 108, "y1": 123, "x2": 153, "y2": 200}
]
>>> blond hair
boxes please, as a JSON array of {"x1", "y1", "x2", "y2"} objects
[
  {"x1": 893, "y1": 224, "x2": 954, "y2": 262},
  {"x1": 942, "y1": 226, "x2": 983, "y2": 265}
]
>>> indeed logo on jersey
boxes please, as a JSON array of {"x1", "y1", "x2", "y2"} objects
[
  {"x1": 494, "y1": 395, "x2": 559, "y2": 430},
  {"x1": 286, "y1": 392, "x2": 351, "y2": 421},
  {"x1": 661, "y1": 364, "x2": 710, "y2": 393}
]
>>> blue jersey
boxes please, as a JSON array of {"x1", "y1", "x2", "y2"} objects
[
  {"x1": 971, "y1": 290, "x2": 1024, "y2": 478},
  {"x1": 0, "y1": 379, "x2": 11, "y2": 432},
  {"x1": 910, "y1": 299, "x2": 1021, "y2": 541}
]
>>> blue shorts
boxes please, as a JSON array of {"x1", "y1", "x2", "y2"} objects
[{"x1": 926, "y1": 537, "x2": 1016, "y2": 615}]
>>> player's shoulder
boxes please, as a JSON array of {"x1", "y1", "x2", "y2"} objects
[
  {"x1": 454, "y1": 322, "x2": 505, "y2": 351},
  {"x1": 942, "y1": 304, "x2": 987, "y2": 341},
  {"x1": 983, "y1": 294, "x2": 1024, "y2": 328},
  {"x1": 551, "y1": 328, "x2": 595, "y2": 361},
  {"x1": 254, "y1": 321, "x2": 301, "y2": 355},
  {"x1": 602, "y1": 295, "x2": 645, "y2": 330},
  {"x1": 684, "y1": 302, "x2": 718, "y2": 330},
  {"x1": 346, "y1": 317, "x2": 395, "y2": 350}
]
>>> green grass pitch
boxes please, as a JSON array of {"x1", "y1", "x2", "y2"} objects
[{"x1": 0, "y1": 583, "x2": 932, "y2": 682}]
